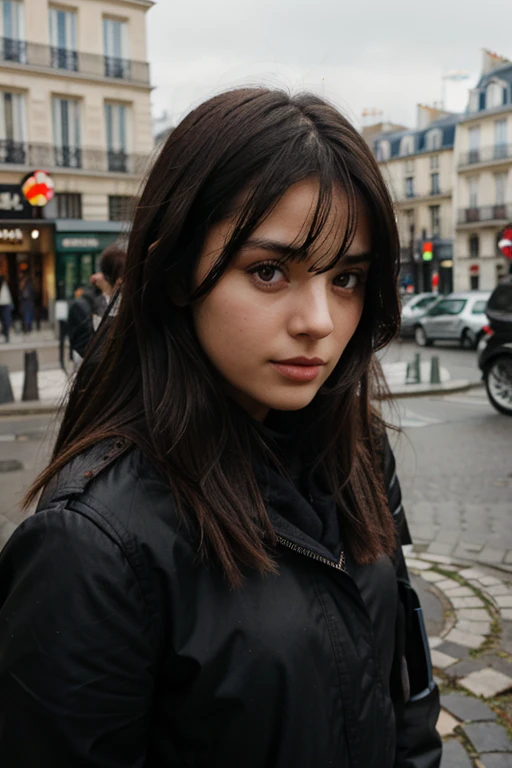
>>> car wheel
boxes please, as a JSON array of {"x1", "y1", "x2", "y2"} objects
[
  {"x1": 415, "y1": 325, "x2": 432, "y2": 347},
  {"x1": 461, "y1": 329, "x2": 477, "y2": 350},
  {"x1": 484, "y1": 355, "x2": 512, "y2": 416}
]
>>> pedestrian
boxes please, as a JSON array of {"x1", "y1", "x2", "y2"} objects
[
  {"x1": 0, "y1": 275, "x2": 13, "y2": 343},
  {"x1": 89, "y1": 243, "x2": 126, "y2": 324},
  {"x1": 19, "y1": 272, "x2": 35, "y2": 334},
  {"x1": 66, "y1": 282, "x2": 102, "y2": 366},
  {"x1": 0, "y1": 88, "x2": 441, "y2": 768}
]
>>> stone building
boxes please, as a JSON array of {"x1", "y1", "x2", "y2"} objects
[
  {"x1": 366, "y1": 105, "x2": 459, "y2": 295},
  {"x1": 453, "y1": 50, "x2": 512, "y2": 291},
  {"x1": 0, "y1": 0, "x2": 153, "y2": 322}
]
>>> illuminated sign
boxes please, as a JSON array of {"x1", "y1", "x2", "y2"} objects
[
  {"x1": 61, "y1": 237, "x2": 100, "y2": 249},
  {"x1": 21, "y1": 170, "x2": 55, "y2": 207},
  {"x1": 0, "y1": 228, "x2": 23, "y2": 243},
  {"x1": 422, "y1": 241, "x2": 433, "y2": 262}
]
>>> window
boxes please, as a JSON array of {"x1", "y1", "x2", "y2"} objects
[
  {"x1": 414, "y1": 296, "x2": 438, "y2": 310},
  {"x1": 404, "y1": 176, "x2": 415, "y2": 198},
  {"x1": 469, "y1": 234, "x2": 479, "y2": 258},
  {"x1": 105, "y1": 103, "x2": 128, "y2": 171},
  {"x1": 426, "y1": 129, "x2": 442, "y2": 151},
  {"x1": 432, "y1": 299, "x2": 466, "y2": 316},
  {"x1": 103, "y1": 17, "x2": 129, "y2": 78},
  {"x1": 376, "y1": 140, "x2": 390, "y2": 161},
  {"x1": 108, "y1": 195, "x2": 135, "y2": 221},
  {"x1": 472, "y1": 300, "x2": 487, "y2": 315},
  {"x1": 495, "y1": 173, "x2": 507, "y2": 205},
  {"x1": 470, "y1": 274, "x2": 480, "y2": 290},
  {"x1": 400, "y1": 135, "x2": 414, "y2": 156},
  {"x1": 404, "y1": 158, "x2": 414, "y2": 174},
  {"x1": 0, "y1": 90, "x2": 26, "y2": 162},
  {"x1": 0, "y1": 0, "x2": 26, "y2": 62},
  {"x1": 430, "y1": 154, "x2": 439, "y2": 170},
  {"x1": 468, "y1": 90, "x2": 480, "y2": 113},
  {"x1": 49, "y1": 7, "x2": 77, "y2": 71},
  {"x1": 468, "y1": 126, "x2": 480, "y2": 163},
  {"x1": 430, "y1": 205, "x2": 441, "y2": 236},
  {"x1": 430, "y1": 172, "x2": 440, "y2": 195},
  {"x1": 55, "y1": 192, "x2": 81, "y2": 218},
  {"x1": 468, "y1": 177, "x2": 479, "y2": 209},
  {"x1": 52, "y1": 97, "x2": 81, "y2": 168},
  {"x1": 495, "y1": 119, "x2": 507, "y2": 159},
  {"x1": 486, "y1": 81, "x2": 504, "y2": 109}
]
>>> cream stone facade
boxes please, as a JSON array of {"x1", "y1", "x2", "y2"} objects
[
  {"x1": 453, "y1": 52, "x2": 512, "y2": 292},
  {"x1": 0, "y1": 0, "x2": 153, "y2": 320},
  {"x1": 367, "y1": 106, "x2": 458, "y2": 295}
]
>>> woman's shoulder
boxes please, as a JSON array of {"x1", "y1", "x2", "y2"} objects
[{"x1": 36, "y1": 437, "x2": 188, "y2": 555}]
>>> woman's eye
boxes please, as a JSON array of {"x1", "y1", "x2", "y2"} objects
[
  {"x1": 253, "y1": 264, "x2": 284, "y2": 284},
  {"x1": 335, "y1": 273, "x2": 360, "y2": 290}
]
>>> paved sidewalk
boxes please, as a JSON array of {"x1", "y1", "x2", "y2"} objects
[
  {"x1": 407, "y1": 549, "x2": 512, "y2": 766},
  {"x1": 0, "y1": 360, "x2": 472, "y2": 416}
]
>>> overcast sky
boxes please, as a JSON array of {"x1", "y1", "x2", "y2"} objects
[{"x1": 146, "y1": 0, "x2": 511, "y2": 132}]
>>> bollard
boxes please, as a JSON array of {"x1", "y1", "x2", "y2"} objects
[
  {"x1": 22, "y1": 350, "x2": 39, "y2": 402},
  {"x1": 0, "y1": 365, "x2": 14, "y2": 404},
  {"x1": 430, "y1": 356, "x2": 441, "y2": 385},
  {"x1": 414, "y1": 353, "x2": 422, "y2": 384}
]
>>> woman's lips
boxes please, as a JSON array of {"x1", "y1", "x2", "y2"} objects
[{"x1": 271, "y1": 359, "x2": 326, "y2": 382}]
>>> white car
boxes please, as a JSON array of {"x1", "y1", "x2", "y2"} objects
[
  {"x1": 400, "y1": 293, "x2": 440, "y2": 337},
  {"x1": 414, "y1": 291, "x2": 491, "y2": 349}
]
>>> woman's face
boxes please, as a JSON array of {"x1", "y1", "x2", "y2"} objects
[{"x1": 191, "y1": 179, "x2": 372, "y2": 421}]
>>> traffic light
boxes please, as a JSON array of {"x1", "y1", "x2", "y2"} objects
[{"x1": 422, "y1": 241, "x2": 433, "y2": 262}]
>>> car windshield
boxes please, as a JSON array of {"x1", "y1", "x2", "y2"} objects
[{"x1": 415, "y1": 296, "x2": 437, "y2": 309}]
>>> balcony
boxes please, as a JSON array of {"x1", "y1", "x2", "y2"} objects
[
  {"x1": 0, "y1": 140, "x2": 149, "y2": 176},
  {"x1": 0, "y1": 36, "x2": 150, "y2": 85},
  {"x1": 457, "y1": 204, "x2": 512, "y2": 225},
  {"x1": 458, "y1": 144, "x2": 512, "y2": 169}
]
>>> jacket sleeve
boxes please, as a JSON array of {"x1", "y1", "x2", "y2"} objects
[
  {"x1": 0, "y1": 504, "x2": 158, "y2": 768},
  {"x1": 383, "y1": 437, "x2": 443, "y2": 768}
]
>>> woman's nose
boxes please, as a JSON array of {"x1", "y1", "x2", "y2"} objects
[{"x1": 287, "y1": 283, "x2": 334, "y2": 339}]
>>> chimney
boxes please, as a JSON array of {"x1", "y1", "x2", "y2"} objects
[{"x1": 482, "y1": 49, "x2": 511, "y2": 75}]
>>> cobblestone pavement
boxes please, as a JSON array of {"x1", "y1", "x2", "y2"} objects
[
  {"x1": 408, "y1": 551, "x2": 512, "y2": 767},
  {"x1": 384, "y1": 387, "x2": 512, "y2": 573}
]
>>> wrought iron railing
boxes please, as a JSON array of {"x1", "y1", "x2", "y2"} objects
[
  {"x1": 458, "y1": 144, "x2": 512, "y2": 167},
  {"x1": 0, "y1": 36, "x2": 149, "y2": 85},
  {"x1": 457, "y1": 204, "x2": 512, "y2": 224},
  {"x1": 0, "y1": 139, "x2": 149, "y2": 175}
]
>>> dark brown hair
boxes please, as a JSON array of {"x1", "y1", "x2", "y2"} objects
[
  {"x1": 27, "y1": 88, "x2": 401, "y2": 587},
  {"x1": 99, "y1": 244, "x2": 126, "y2": 287}
]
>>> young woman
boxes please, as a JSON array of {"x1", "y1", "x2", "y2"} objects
[{"x1": 0, "y1": 88, "x2": 441, "y2": 768}]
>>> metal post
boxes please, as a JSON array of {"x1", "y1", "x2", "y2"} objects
[
  {"x1": 414, "y1": 353, "x2": 422, "y2": 384},
  {"x1": 22, "y1": 350, "x2": 39, "y2": 402},
  {"x1": 0, "y1": 365, "x2": 14, "y2": 404},
  {"x1": 430, "y1": 356, "x2": 441, "y2": 385}
]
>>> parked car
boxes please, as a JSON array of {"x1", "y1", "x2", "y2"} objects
[
  {"x1": 400, "y1": 293, "x2": 440, "y2": 337},
  {"x1": 414, "y1": 291, "x2": 491, "y2": 349},
  {"x1": 478, "y1": 277, "x2": 512, "y2": 416}
]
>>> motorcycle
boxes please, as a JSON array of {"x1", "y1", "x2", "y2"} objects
[{"x1": 478, "y1": 277, "x2": 512, "y2": 416}]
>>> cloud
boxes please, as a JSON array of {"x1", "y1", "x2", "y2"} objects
[{"x1": 147, "y1": 0, "x2": 511, "y2": 130}]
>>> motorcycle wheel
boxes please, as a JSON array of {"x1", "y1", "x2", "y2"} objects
[{"x1": 484, "y1": 355, "x2": 512, "y2": 417}]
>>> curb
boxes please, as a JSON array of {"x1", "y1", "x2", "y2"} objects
[
  {"x1": 0, "y1": 401, "x2": 62, "y2": 417},
  {"x1": 380, "y1": 379, "x2": 472, "y2": 399},
  {"x1": 407, "y1": 551, "x2": 512, "y2": 763}
]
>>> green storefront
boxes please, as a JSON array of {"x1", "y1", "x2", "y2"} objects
[{"x1": 55, "y1": 222, "x2": 125, "y2": 301}]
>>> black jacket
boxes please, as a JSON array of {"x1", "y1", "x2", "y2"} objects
[{"x1": 0, "y1": 436, "x2": 441, "y2": 768}]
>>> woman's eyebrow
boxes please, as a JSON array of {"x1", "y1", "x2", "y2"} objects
[
  {"x1": 240, "y1": 237, "x2": 304, "y2": 258},
  {"x1": 240, "y1": 238, "x2": 374, "y2": 266}
]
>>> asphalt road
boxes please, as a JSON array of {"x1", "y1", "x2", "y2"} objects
[{"x1": 0, "y1": 346, "x2": 510, "y2": 574}]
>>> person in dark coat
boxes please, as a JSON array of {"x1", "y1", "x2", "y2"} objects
[
  {"x1": 0, "y1": 88, "x2": 442, "y2": 768},
  {"x1": 19, "y1": 272, "x2": 35, "y2": 333},
  {"x1": 66, "y1": 283, "x2": 100, "y2": 360}
]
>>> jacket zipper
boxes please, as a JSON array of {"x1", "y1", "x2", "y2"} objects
[{"x1": 276, "y1": 534, "x2": 346, "y2": 572}]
